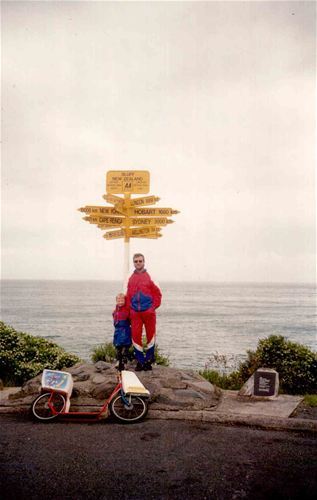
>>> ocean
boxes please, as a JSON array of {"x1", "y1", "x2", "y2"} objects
[{"x1": 1, "y1": 280, "x2": 316, "y2": 371}]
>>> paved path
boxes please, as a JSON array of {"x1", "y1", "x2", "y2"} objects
[{"x1": 1, "y1": 414, "x2": 316, "y2": 500}]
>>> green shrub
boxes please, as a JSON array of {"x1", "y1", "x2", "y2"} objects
[
  {"x1": 154, "y1": 346, "x2": 170, "y2": 367},
  {"x1": 0, "y1": 322, "x2": 80, "y2": 386},
  {"x1": 304, "y1": 394, "x2": 317, "y2": 407},
  {"x1": 201, "y1": 335, "x2": 317, "y2": 395},
  {"x1": 199, "y1": 369, "x2": 243, "y2": 390},
  {"x1": 91, "y1": 343, "x2": 117, "y2": 363},
  {"x1": 91, "y1": 341, "x2": 169, "y2": 366}
]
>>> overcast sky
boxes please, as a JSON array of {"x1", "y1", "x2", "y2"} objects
[{"x1": 1, "y1": 0, "x2": 316, "y2": 283}]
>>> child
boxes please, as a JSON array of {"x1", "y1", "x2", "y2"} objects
[{"x1": 113, "y1": 293, "x2": 132, "y2": 370}]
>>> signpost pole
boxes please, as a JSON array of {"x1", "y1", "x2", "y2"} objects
[
  {"x1": 123, "y1": 194, "x2": 131, "y2": 289},
  {"x1": 123, "y1": 239, "x2": 130, "y2": 290}
]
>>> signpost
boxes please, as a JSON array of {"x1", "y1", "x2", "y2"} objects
[{"x1": 78, "y1": 170, "x2": 179, "y2": 283}]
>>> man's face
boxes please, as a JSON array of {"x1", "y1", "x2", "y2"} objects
[{"x1": 133, "y1": 255, "x2": 145, "y2": 272}]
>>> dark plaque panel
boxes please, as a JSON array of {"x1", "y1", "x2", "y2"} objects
[{"x1": 254, "y1": 371, "x2": 276, "y2": 397}]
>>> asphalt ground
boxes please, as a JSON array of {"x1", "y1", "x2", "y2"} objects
[{"x1": 1, "y1": 414, "x2": 316, "y2": 500}]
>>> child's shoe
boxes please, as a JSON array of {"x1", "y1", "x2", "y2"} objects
[{"x1": 135, "y1": 362, "x2": 144, "y2": 372}]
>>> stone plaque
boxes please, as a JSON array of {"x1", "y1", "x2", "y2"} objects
[{"x1": 254, "y1": 370, "x2": 277, "y2": 397}]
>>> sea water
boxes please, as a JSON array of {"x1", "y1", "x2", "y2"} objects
[{"x1": 1, "y1": 280, "x2": 316, "y2": 370}]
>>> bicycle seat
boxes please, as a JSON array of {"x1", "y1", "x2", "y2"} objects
[{"x1": 121, "y1": 370, "x2": 150, "y2": 397}]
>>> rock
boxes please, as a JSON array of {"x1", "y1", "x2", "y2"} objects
[
  {"x1": 73, "y1": 373, "x2": 90, "y2": 382},
  {"x1": 180, "y1": 370, "x2": 206, "y2": 381},
  {"x1": 94, "y1": 361, "x2": 112, "y2": 372},
  {"x1": 174, "y1": 389, "x2": 205, "y2": 400},
  {"x1": 9, "y1": 374, "x2": 42, "y2": 400},
  {"x1": 190, "y1": 380, "x2": 217, "y2": 393},
  {"x1": 161, "y1": 377, "x2": 187, "y2": 390},
  {"x1": 91, "y1": 374, "x2": 107, "y2": 385},
  {"x1": 239, "y1": 375, "x2": 254, "y2": 397},
  {"x1": 70, "y1": 364, "x2": 88, "y2": 375},
  {"x1": 92, "y1": 381, "x2": 116, "y2": 399}
]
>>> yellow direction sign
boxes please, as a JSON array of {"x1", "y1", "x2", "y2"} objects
[
  {"x1": 78, "y1": 206, "x2": 121, "y2": 216},
  {"x1": 128, "y1": 195, "x2": 160, "y2": 207},
  {"x1": 102, "y1": 194, "x2": 124, "y2": 206},
  {"x1": 103, "y1": 229, "x2": 125, "y2": 240},
  {"x1": 103, "y1": 226, "x2": 162, "y2": 240},
  {"x1": 97, "y1": 224, "x2": 123, "y2": 230},
  {"x1": 97, "y1": 223, "x2": 124, "y2": 229},
  {"x1": 128, "y1": 207, "x2": 179, "y2": 217},
  {"x1": 129, "y1": 217, "x2": 173, "y2": 226},
  {"x1": 103, "y1": 194, "x2": 160, "y2": 208},
  {"x1": 106, "y1": 170, "x2": 150, "y2": 194},
  {"x1": 127, "y1": 226, "x2": 161, "y2": 237},
  {"x1": 83, "y1": 216, "x2": 124, "y2": 225},
  {"x1": 132, "y1": 233, "x2": 162, "y2": 239}
]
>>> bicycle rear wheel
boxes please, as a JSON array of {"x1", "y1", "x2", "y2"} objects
[
  {"x1": 31, "y1": 392, "x2": 66, "y2": 421},
  {"x1": 109, "y1": 394, "x2": 148, "y2": 423}
]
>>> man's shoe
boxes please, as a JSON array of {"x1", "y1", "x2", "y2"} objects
[
  {"x1": 144, "y1": 361, "x2": 152, "y2": 371},
  {"x1": 135, "y1": 362, "x2": 144, "y2": 372}
]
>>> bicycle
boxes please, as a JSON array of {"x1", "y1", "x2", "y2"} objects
[{"x1": 31, "y1": 366, "x2": 150, "y2": 424}]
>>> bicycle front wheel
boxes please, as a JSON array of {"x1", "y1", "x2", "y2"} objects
[
  {"x1": 31, "y1": 392, "x2": 66, "y2": 422},
  {"x1": 110, "y1": 394, "x2": 148, "y2": 423}
]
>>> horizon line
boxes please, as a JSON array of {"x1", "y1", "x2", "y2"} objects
[{"x1": 1, "y1": 278, "x2": 316, "y2": 286}]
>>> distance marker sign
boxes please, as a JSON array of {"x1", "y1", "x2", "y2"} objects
[
  {"x1": 127, "y1": 207, "x2": 179, "y2": 217},
  {"x1": 79, "y1": 206, "x2": 121, "y2": 216},
  {"x1": 103, "y1": 194, "x2": 160, "y2": 207}
]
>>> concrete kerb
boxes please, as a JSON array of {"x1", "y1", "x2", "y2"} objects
[
  {"x1": 1, "y1": 400, "x2": 317, "y2": 434},
  {"x1": 148, "y1": 409, "x2": 317, "y2": 433},
  {"x1": 2, "y1": 406, "x2": 317, "y2": 433}
]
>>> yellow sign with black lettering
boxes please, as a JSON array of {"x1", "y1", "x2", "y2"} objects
[
  {"x1": 103, "y1": 229, "x2": 125, "y2": 240},
  {"x1": 83, "y1": 216, "x2": 124, "y2": 225},
  {"x1": 128, "y1": 207, "x2": 179, "y2": 217},
  {"x1": 125, "y1": 195, "x2": 160, "y2": 207},
  {"x1": 103, "y1": 194, "x2": 124, "y2": 205},
  {"x1": 79, "y1": 206, "x2": 121, "y2": 216},
  {"x1": 103, "y1": 194, "x2": 160, "y2": 209},
  {"x1": 132, "y1": 233, "x2": 162, "y2": 239},
  {"x1": 106, "y1": 170, "x2": 150, "y2": 194},
  {"x1": 129, "y1": 217, "x2": 173, "y2": 226},
  {"x1": 127, "y1": 226, "x2": 162, "y2": 237}
]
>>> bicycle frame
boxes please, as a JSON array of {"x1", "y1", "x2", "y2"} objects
[{"x1": 46, "y1": 380, "x2": 122, "y2": 421}]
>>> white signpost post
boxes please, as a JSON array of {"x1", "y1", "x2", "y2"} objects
[{"x1": 78, "y1": 170, "x2": 180, "y2": 284}]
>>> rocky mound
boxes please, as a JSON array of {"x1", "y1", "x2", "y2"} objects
[{"x1": 7, "y1": 362, "x2": 221, "y2": 411}]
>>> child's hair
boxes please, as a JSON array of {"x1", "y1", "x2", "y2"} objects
[{"x1": 116, "y1": 293, "x2": 126, "y2": 300}]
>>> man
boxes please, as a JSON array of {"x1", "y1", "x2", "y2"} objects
[{"x1": 126, "y1": 253, "x2": 162, "y2": 371}]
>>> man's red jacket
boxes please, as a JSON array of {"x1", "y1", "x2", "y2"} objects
[{"x1": 127, "y1": 270, "x2": 162, "y2": 312}]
